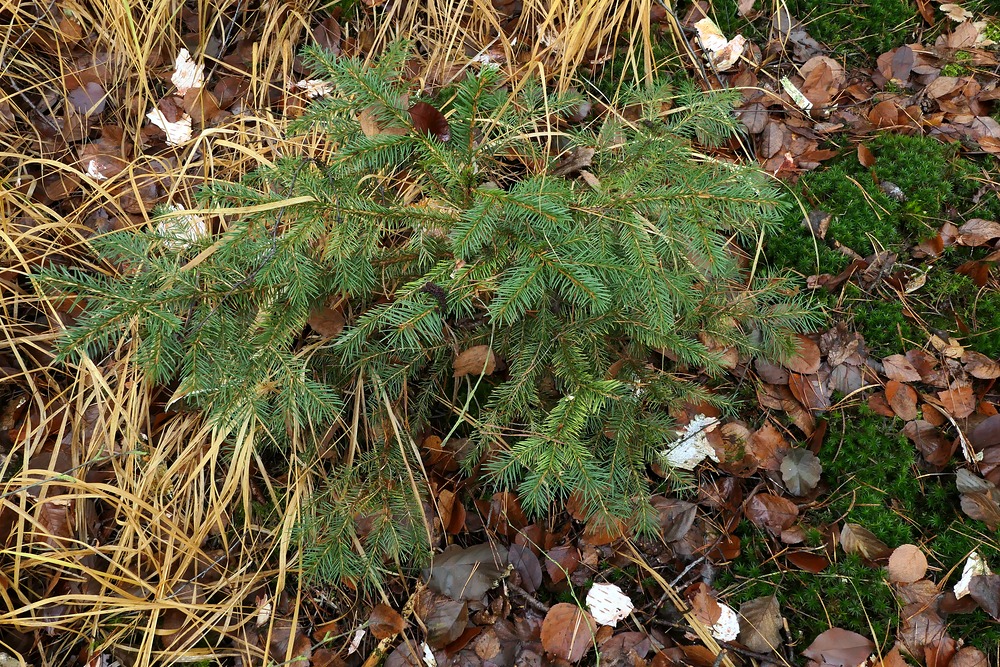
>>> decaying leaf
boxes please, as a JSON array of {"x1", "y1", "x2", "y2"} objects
[
  {"x1": 888, "y1": 544, "x2": 929, "y2": 583},
  {"x1": 661, "y1": 414, "x2": 720, "y2": 470},
  {"x1": 171, "y1": 48, "x2": 205, "y2": 95},
  {"x1": 955, "y1": 551, "x2": 992, "y2": 598},
  {"x1": 738, "y1": 595, "x2": 782, "y2": 654},
  {"x1": 453, "y1": 345, "x2": 496, "y2": 378},
  {"x1": 840, "y1": 523, "x2": 892, "y2": 560},
  {"x1": 779, "y1": 448, "x2": 822, "y2": 496},
  {"x1": 369, "y1": 603, "x2": 405, "y2": 639},
  {"x1": 745, "y1": 493, "x2": 798, "y2": 536},
  {"x1": 423, "y1": 543, "x2": 508, "y2": 600},
  {"x1": 803, "y1": 627, "x2": 875, "y2": 667},
  {"x1": 540, "y1": 603, "x2": 596, "y2": 662},
  {"x1": 146, "y1": 107, "x2": 192, "y2": 145}
]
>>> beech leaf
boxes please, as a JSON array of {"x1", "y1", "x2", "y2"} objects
[
  {"x1": 803, "y1": 627, "x2": 875, "y2": 667},
  {"x1": 423, "y1": 543, "x2": 508, "y2": 600},
  {"x1": 540, "y1": 603, "x2": 596, "y2": 662},
  {"x1": 738, "y1": 595, "x2": 782, "y2": 654},
  {"x1": 409, "y1": 101, "x2": 451, "y2": 142},
  {"x1": 888, "y1": 544, "x2": 928, "y2": 583},
  {"x1": 840, "y1": 523, "x2": 891, "y2": 560},
  {"x1": 454, "y1": 345, "x2": 496, "y2": 378},
  {"x1": 745, "y1": 493, "x2": 798, "y2": 535}
]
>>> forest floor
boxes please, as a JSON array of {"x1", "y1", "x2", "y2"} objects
[{"x1": 3, "y1": 1, "x2": 1000, "y2": 666}]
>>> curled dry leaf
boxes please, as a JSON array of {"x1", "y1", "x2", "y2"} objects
[
  {"x1": 956, "y1": 219, "x2": 1000, "y2": 246},
  {"x1": 888, "y1": 544, "x2": 928, "y2": 583},
  {"x1": 453, "y1": 345, "x2": 496, "y2": 378},
  {"x1": 964, "y1": 351, "x2": 1000, "y2": 379},
  {"x1": 540, "y1": 603, "x2": 596, "y2": 662},
  {"x1": 369, "y1": 603, "x2": 405, "y2": 639},
  {"x1": 857, "y1": 143, "x2": 876, "y2": 167},
  {"x1": 409, "y1": 101, "x2": 451, "y2": 142},
  {"x1": 840, "y1": 523, "x2": 892, "y2": 560}
]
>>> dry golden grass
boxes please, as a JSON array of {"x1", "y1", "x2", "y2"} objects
[{"x1": 0, "y1": 0, "x2": 688, "y2": 663}]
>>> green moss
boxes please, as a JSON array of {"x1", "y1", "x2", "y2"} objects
[
  {"x1": 916, "y1": 267, "x2": 1000, "y2": 358},
  {"x1": 842, "y1": 285, "x2": 919, "y2": 356},
  {"x1": 787, "y1": 0, "x2": 917, "y2": 57},
  {"x1": 720, "y1": 406, "x2": 1000, "y2": 651},
  {"x1": 767, "y1": 134, "x2": 972, "y2": 277}
]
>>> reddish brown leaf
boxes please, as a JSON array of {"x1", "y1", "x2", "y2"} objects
[
  {"x1": 886, "y1": 380, "x2": 919, "y2": 421},
  {"x1": 686, "y1": 582, "x2": 722, "y2": 626},
  {"x1": 409, "y1": 101, "x2": 451, "y2": 142},
  {"x1": 745, "y1": 493, "x2": 798, "y2": 536},
  {"x1": 781, "y1": 334, "x2": 821, "y2": 374},
  {"x1": 786, "y1": 550, "x2": 829, "y2": 573},
  {"x1": 369, "y1": 603, "x2": 405, "y2": 639},
  {"x1": 308, "y1": 297, "x2": 346, "y2": 337},
  {"x1": 749, "y1": 421, "x2": 790, "y2": 470},
  {"x1": 936, "y1": 382, "x2": 977, "y2": 419},
  {"x1": 803, "y1": 628, "x2": 875, "y2": 667},
  {"x1": 857, "y1": 143, "x2": 876, "y2": 167},
  {"x1": 870, "y1": 100, "x2": 899, "y2": 127},
  {"x1": 545, "y1": 545, "x2": 580, "y2": 584},
  {"x1": 541, "y1": 603, "x2": 596, "y2": 662},
  {"x1": 788, "y1": 372, "x2": 831, "y2": 411},
  {"x1": 903, "y1": 420, "x2": 957, "y2": 467}
]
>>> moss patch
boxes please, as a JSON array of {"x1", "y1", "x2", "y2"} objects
[{"x1": 719, "y1": 406, "x2": 1000, "y2": 651}]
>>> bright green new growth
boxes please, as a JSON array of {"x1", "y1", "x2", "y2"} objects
[{"x1": 39, "y1": 44, "x2": 821, "y2": 586}]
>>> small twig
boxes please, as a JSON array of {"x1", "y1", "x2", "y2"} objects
[{"x1": 507, "y1": 582, "x2": 550, "y2": 615}]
